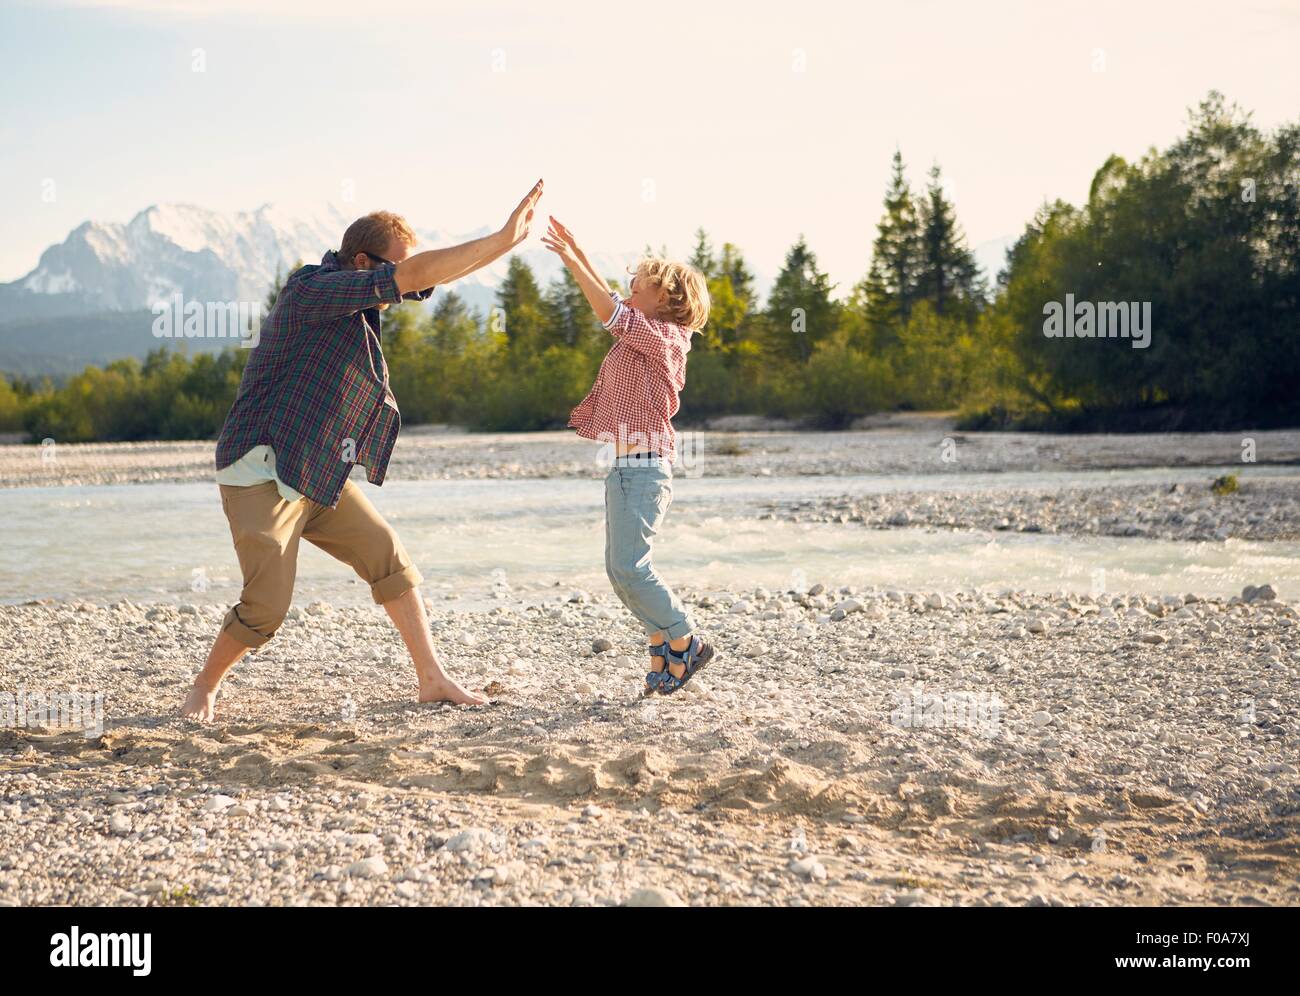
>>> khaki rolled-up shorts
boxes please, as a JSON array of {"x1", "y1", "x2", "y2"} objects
[{"x1": 219, "y1": 478, "x2": 422, "y2": 648}]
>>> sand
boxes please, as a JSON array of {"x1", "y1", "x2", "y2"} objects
[{"x1": 1, "y1": 584, "x2": 1297, "y2": 907}]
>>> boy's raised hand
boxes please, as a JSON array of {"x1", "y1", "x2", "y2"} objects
[
  {"x1": 541, "y1": 216, "x2": 579, "y2": 262},
  {"x1": 547, "y1": 215, "x2": 578, "y2": 249},
  {"x1": 543, "y1": 216, "x2": 613, "y2": 306},
  {"x1": 502, "y1": 179, "x2": 544, "y2": 246},
  {"x1": 540, "y1": 215, "x2": 616, "y2": 322}
]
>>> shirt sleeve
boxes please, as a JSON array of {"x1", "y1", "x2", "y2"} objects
[
  {"x1": 288, "y1": 264, "x2": 404, "y2": 322},
  {"x1": 401, "y1": 282, "x2": 437, "y2": 303}
]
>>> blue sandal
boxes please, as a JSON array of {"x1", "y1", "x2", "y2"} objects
[
  {"x1": 658, "y1": 636, "x2": 715, "y2": 695},
  {"x1": 645, "y1": 644, "x2": 670, "y2": 696}
]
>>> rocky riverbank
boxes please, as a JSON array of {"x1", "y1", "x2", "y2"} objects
[
  {"x1": 2, "y1": 423, "x2": 1297, "y2": 489},
  {"x1": 762, "y1": 477, "x2": 1300, "y2": 542},
  {"x1": 2, "y1": 584, "x2": 1297, "y2": 906}
]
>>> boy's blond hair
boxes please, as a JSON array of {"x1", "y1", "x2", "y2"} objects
[{"x1": 634, "y1": 258, "x2": 711, "y2": 331}]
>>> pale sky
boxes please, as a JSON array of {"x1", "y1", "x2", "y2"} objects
[{"x1": 2, "y1": 0, "x2": 1298, "y2": 291}]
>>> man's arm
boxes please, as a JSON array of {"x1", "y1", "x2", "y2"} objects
[
  {"x1": 394, "y1": 179, "x2": 543, "y2": 296},
  {"x1": 393, "y1": 231, "x2": 510, "y2": 297}
]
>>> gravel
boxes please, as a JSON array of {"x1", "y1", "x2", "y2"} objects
[
  {"x1": 5, "y1": 422, "x2": 1298, "y2": 489},
  {"x1": 762, "y1": 479, "x2": 1300, "y2": 542},
  {"x1": 2, "y1": 582, "x2": 1298, "y2": 907}
]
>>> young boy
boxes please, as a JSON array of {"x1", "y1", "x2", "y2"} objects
[{"x1": 542, "y1": 216, "x2": 715, "y2": 695}]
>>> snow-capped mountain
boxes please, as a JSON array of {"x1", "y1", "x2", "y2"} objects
[
  {"x1": 0, "y1": 202, "x2": 639, "y2": 324},
  {"x1": 5, "y1": 204, "x2": 350, "y2": 318}
]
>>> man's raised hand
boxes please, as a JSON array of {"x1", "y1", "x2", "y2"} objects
[
  {"x1": 394, "y1": 180, "x2": 542, "y2": 294},
  {"x1": 503, "y1": 179, "x2": 544, "y2": 246}
]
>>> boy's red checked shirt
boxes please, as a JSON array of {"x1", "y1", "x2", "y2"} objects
[{"x1": 568, "y1": 293, "x2": 693, "y2": 462}]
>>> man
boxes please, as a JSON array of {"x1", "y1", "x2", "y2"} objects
[{"x1": 181, "y1": 180, "x2": 544, "y2": 722}]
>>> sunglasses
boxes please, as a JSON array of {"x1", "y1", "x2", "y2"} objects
[{"x1": 359, "y1": 251, "x2": 395, "y2": 267}]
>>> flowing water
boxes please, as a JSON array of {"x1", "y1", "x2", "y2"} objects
[{"x1": 3, "y1": 465, "x2": 1298, "y2": 608}]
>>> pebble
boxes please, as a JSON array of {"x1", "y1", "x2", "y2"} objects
[
  {"x1": 894, "y1": 889, "x2": 930, "y2": 907},
  {"x1": 789, "y1": 857, "x2": 827, "y2": 881},
  {"x1": 1243, "y1": 584, "x2": 1277, "y2": 603},
  {"x1": 624, "y1": 887, "x2": 685, "y2": 907},
  {"x1": 444, "y1": 829, "x2": 495, "y2": 854},
  {"x1": 346, "y1": 857, "x2": 389, "y2": 879}
]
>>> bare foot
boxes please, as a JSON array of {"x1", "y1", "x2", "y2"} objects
[
  {"x1": 181, "y1": 680, "x2": 219, "y2": 722},
  {"x1": 418, "y1": 673, "x2": 488, "y2": 706}
]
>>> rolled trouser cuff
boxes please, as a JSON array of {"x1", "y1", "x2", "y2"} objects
[
  {"x1": 656, "y1": 616, "x2": 696, "y2": 641},
  {"x1": 371, "y1": 564, "x2": 424, "y2": 605},
  {"x1": 221, "y1": 606, "x2": 273, "y2": 648}
]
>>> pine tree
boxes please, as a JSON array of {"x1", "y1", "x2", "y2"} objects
[
  {"x1": 495, "y1": 255, "x2": 547, "y2": 353},
  {"x1": 689, "y1": 228, "x2": 716, "y2": 279},
  {"x1": 704, "y1": 242, "x2": 758, "y2": 352},
  {"x1": 915, "y1": 164, "x2": 984, "y2": 319},
  {"x1": 763, "y1": 236, "x2": 838, "y2": 363},
  {"x1": 717, "y1": 243, "x2": 756, "y2": 311},
  {"x1": 430, "y1": 291, "x2": 477, "y2": 356},
  {"x1": 543, "y1": 268, "x2": 602, "y2": 350},
  {"x1": 859, "y1": 150, "x2": 921, "y2": 348}
]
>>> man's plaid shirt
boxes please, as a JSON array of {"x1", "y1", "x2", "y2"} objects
[{"x1": 215, "y1": 251, "x2": 432, "y2": 507}]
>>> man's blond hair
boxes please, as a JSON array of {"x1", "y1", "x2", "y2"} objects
[
  {"x1": 339, "y1": 211, "x2": 417, "y2": 265},
  {"x1": 633, "y1": 258, "x2": 711, "y2": 331}
]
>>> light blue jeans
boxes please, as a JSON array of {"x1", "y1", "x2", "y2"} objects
[{"x1": 604, "y1": 457, "x2": 695, "y2": 640}]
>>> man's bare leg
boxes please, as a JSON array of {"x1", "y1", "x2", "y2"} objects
[
  {"x1": 181, "y1": 630, "x2": 249, "y2": 722},
  {"x1": 385, "y1": 587, "x2": 487, "y2": 706}
]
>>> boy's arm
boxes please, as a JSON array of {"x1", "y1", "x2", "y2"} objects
[
  {"x1": 542, "y1": 217, "x2": 680, "y2": 369},
  {"x1": 562, "y1": 255, "x2": 618, "y2": 325},
  {"x1": 543, "y1": 220, "x2": 616, "y2": 324},
  {"x1": 545, "y1": 216, "x2": 611, "y2": 297}
]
